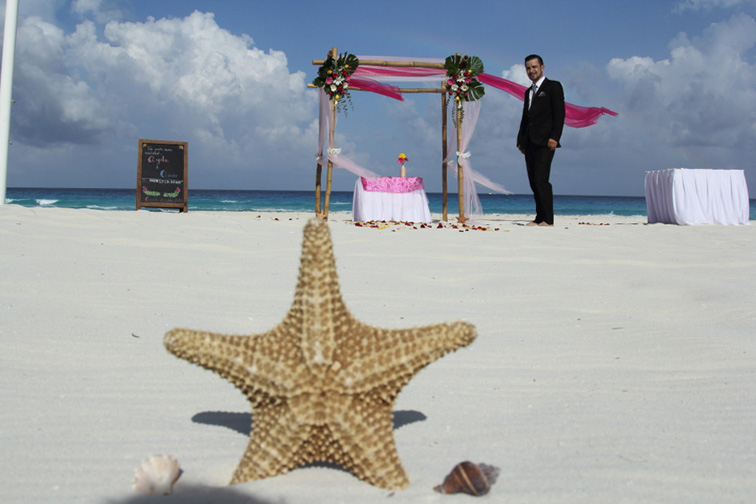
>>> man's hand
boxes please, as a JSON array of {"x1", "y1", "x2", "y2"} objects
[
  {"x1": 518, "y1": 144, "x2": 525, "y2": 154},
  {"x1": 547, "y1": 138, "x2": 558, "y2": 151}
]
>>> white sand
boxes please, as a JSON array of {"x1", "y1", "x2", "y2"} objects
[{"x1": 1, "y1": 205, "x2": 754, "y2": 503}]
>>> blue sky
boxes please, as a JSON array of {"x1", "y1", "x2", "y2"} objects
[{"x1": 3, "y1": 0, "x2": 756, "y2": 196}]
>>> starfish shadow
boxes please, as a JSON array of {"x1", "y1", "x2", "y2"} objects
[{"x1": 192, "y1": 409, "x2": 427, "y2": 436}]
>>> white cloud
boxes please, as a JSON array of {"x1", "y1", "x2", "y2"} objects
[
  {"x1": 9, "y1": 9, "x2": 317, "y2": 188},
  {"x1": 500, "y1": 64, "x2": 530, "y2": 86},
  {"x1": 606, "y1": 13, "x2": 756, "y2": 148}
]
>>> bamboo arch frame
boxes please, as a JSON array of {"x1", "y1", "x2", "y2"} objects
[{"x1": 309, "y1": 47, "x2": 470, "y2": 223}]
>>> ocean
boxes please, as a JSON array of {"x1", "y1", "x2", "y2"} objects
[{"x1": 4, "y1": 187, "x2": 756, "y2": 219}]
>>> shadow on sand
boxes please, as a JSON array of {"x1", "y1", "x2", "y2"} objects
[{"x1": 191, "y1": 409, "x2": 427, "y2": 436}]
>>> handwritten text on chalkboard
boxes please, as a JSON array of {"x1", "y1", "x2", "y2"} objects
[{"x1": 137, "y1": 140, "x2": 188, "y2": 211}]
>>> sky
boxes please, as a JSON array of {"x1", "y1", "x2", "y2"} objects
[{"x1": 2, "y1": 0, "x2": 756, "y2": 196}]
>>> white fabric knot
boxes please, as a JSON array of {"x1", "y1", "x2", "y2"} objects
[
  {"x1": 328, "y1": 148, "x2": 342, "y2": 156},
  {"x1": 456, "y1": 151, "x2": 471, "y2": 159}
]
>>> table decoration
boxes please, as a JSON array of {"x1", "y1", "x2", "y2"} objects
[{"x1": 397, "y1": 153, "x2": 409, "y2": 177}]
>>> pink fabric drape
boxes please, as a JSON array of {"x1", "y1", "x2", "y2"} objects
[
  {"x1": 354, "y1": 66, "x2": 445, "y2": 80},
  {"x1": 348, "y1": 76, "x2": 404, "y2": 101},
  {"x1": 351, "y1": 62, "x2": 620, "y2": 127},
  {"x1": 478, "y1": 73, "x2": 618, "y2": 127}
]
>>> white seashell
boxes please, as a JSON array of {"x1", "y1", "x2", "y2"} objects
[{"x1": 133, "y1": 454, "x2": 182, "y2": 495}]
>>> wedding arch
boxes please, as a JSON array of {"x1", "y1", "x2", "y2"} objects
[{"x1": 309, "y1": 47, "x2": 617, "y2": 221}]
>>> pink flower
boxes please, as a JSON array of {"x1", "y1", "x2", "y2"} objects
[{"x1": 326, "y1": 77, "x2": 333, "y2": 84}]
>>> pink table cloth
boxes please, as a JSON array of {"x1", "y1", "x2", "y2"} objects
[
  {"x1": 645, "y1": 169, "x2": 750, "y2": 225},
  {"x1": 361, "y1": 176, "x2": 425, "y2": 193},
  {"x1": 353, "y1": 177, "x2": 432, "y2": 223}
]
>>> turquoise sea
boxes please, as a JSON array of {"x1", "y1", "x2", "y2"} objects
[{"x1": 5, "y1": 187, "x2": 756, "y2": 219}]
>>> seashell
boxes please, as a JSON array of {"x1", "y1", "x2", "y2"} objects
[
  {"x1": 433, "y1": 461, "x2": 499, "y2": 496},
  {"x1": 133, "y1": 454, "x2": 182, "y2": 495}
]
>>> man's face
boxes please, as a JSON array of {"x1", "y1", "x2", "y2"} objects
[{"x1": 525, "y1": 58, "x2": 544, "y2": 83}]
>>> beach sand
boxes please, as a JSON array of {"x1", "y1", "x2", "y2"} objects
[{"x1": 1, "y1": 205, "x2": 754, "y2": 503}]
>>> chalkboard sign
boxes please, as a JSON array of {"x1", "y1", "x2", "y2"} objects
[{"x1": 136, "y1": 139, "x2": 188, "y2": 212}]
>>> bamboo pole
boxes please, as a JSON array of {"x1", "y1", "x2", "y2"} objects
[
  {"x1": 323, "y1": 95, "x2": 336, "y2": 219},
  {"x1": 314, "y1": 160, "x2": 322, "y2": 215},
  {"x1": 314, "y1": 47, "x2": 337, "y2": 218},
  {"x1": 307, "y1": 83, "x2": 444, "y2": 94},
  {"x1": 382, "y1": 87, "x2": 445, "y2": 94},
  {"x1": 456, "y1": 105, "x2": 467, "y2": 224},
  {"x1": 313, "y1": 58, "x2": 445, "y2": 69},
  {"x1": 441, "y1": 92, "x2": 448, "y2": 222}
]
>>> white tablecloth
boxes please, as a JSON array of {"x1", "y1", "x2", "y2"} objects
[
  {"x1": 645, "y1": 169, "x2": 750, "y2": 225},
  {"x1": 352, "y1": 178, "x2": 432, "y2": 223}
]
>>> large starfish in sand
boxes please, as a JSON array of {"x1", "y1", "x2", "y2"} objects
[{"x1": 164, "y1": 218, "x2": 476, "y2": 489}]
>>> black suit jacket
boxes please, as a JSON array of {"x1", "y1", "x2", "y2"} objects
[{"x1": 517, "y1": 78, "x2": 566, "y2": 149}]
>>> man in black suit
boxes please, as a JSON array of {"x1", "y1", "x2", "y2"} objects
[{"x1": 517, "y1": 54, "x2": 565, "y2": 226}]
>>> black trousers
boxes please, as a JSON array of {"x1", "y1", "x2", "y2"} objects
[{"x1": 524, "y1": 144, "x2": 555, "y2": 225}]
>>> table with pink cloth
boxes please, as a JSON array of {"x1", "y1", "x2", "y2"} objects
[
  {"x1": 645, "y1": 169, "x2": 750, "y2": 225},
  {"x1": 352, "y1": 177, "x2": 432, "y2": 223}
]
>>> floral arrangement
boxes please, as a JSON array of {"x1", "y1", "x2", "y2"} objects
[
  {"x1": 444, "y1": 53, "x2": 485, "y2": 117},
  {"x1": 397, "y1": 153, "x2": 409, "y2": 177},
  {"x1": 312, "y1": 52, "x2": 359, "y2": 116}
]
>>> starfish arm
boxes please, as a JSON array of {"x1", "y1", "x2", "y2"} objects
[
  {"x1": 325, "y1": 394, "x2": 410, "y2": 489},
  {"x1": 333, "y1": 320, "x2": 477, "y2": 397},
  {"x1": 287, "y1": 217, "x2": 349, "y2": 376},
  {"x1": 230, "y1": 402, "x2": 312, "y2": 484},
  {"x1": 164, "y1": 328, "x2": 310, "y2": 401}
]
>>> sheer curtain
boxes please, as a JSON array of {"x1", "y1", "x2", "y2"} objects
[
  {"x1": 445, "y1": 101, "x2": 512, "y2": 220},
  {"x1": 316, "y1": 91, "x2": 379, "y2": 179}
]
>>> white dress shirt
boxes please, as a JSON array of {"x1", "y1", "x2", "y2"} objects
[{"x1": 529, "y1": 76, "x2": 546, "y2": 108}]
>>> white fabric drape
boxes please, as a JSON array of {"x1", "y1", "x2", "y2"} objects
[
  {"x1": 316, "y1": 91, "x2": 379, "y2": 179},
  {"x1": 352, "y1": 179, "x2": 432, "y2": 223},
  {"x1": 446, "y1": 101, "x2": 512, "y2": 220},
  {"x1": 645, "y1": 169, "x2": 750, "y2": 225}
]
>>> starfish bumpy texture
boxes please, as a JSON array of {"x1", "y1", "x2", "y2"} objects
[{"x1": 164, "y1": 218, "x2": 476, "y2": 489}]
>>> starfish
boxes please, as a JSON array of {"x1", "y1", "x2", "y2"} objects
[{"x1": 164, "y1": 218, "x2": 476, "y2": 489}]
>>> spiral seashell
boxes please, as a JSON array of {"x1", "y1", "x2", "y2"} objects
[
  {"x1": 433, "y1": 461, "x2": 499, "y2": 496},
  {"x1": 133, "y1": 454, "x2": 182, "y2": 495}
]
